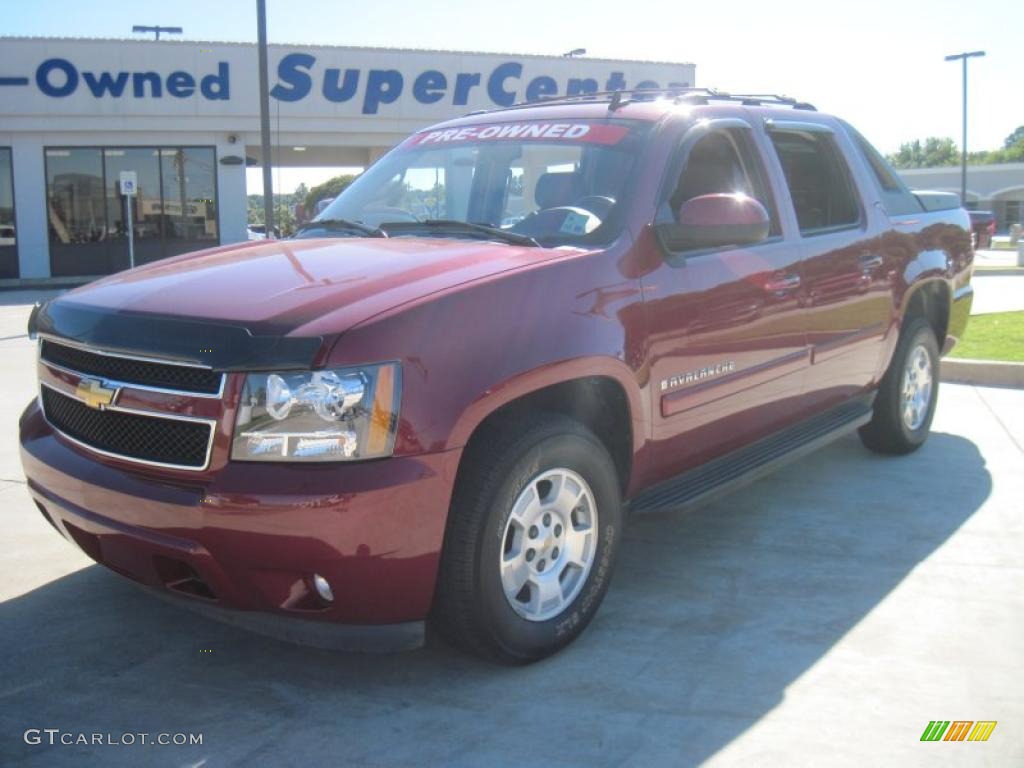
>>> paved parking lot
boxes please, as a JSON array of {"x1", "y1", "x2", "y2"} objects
[
  {"x1": 971, "y1": 272, "x2": 1024, "y2": 315},
  {"x1": 1, "y1": 291, "x2": 1021, "y2": 767}
]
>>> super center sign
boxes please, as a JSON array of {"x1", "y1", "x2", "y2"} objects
[{"x1": 0, "y1": 39, "x2": 694, "y2": 119}]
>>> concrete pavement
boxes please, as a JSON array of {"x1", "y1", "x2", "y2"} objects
[
  {"x1": 970, "y1": 273, "x2": 1024, "y2": 315},
  {"x1": 0, "y1": 295, "x2": 1022, "y2": 767},
  {"x1": 974, "y1": 246, "x2": 1023, "y2": 271}
]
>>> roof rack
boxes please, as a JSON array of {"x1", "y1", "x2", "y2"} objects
[{"x1": 496, "y1": 87, "x2": 816, "y2": 113}]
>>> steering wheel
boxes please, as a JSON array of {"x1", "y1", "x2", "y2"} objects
[
  {"x1": 360, "y1": 207, "x2": 420, "y2": 227},
  {"x1": 513, "y1": 206, "x2": 602, "y2": 238},
  {"x1": 571, "y1": 195, "x2": 616, "y2": 219}
]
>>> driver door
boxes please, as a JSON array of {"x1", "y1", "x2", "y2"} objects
[{"x1": 643, "y1": 121, "x2": 810, "y2": 482}]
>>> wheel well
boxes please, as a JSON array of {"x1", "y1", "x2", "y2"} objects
[
  {"x1": 904, "y1": 282, "x2": 950, "y2": 344},
  {"x1": 462, "y1": 377, "x2": 633, "y2": 494}
]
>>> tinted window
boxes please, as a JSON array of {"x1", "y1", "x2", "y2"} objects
[
  {"x1": 46, "y1": 148, "x2": 107, "y2": 276},
  {"x1": 103, "y1": 148, "x2": 163, "y2": 266},
  {"x1": 841, "y1": 122, "x2": 924, "y2": 216},
  {"x1": 45, "y1": 146, "x2": 219, "y2": 277},
  {"x1": 668, "y1": 128, "x2": 779, "y2": 240},
  {"x1": 160, "y1": 148, "x2": 219, "y2": 258},
  {"x1": 0, "y1": 148, "x2": 16, "y2": 278},
  {"x1": 854, "y1": 134, "x2": 899, "y2": 191},
  {"x1": 770, "y1": 131, "x2": 860, "y2": 233}
]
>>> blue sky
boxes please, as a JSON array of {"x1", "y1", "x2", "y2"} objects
[{"x1": 4, "y1": 0, "x2": 1019, "y2": 191}]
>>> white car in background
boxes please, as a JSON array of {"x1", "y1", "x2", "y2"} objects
[
  {"x1": 0, "y1": 224, "x2": 14, "y2": 246},
  {"x1": 247, "y1": 224, "x2": 280, "y2": 241}
]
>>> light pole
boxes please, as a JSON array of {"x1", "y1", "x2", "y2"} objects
[
  {"x1": 131, "y1": 25, "x2": 183, "y2": 41},
  {"x1": 256, "y1": 0, "x2": 275, "y2": 238},
  {"x1": 944, "y1": 50, "x2": 985, "y2": 207}
]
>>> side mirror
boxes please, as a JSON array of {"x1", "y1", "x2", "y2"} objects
[{"x1": 656, "y1": 193, "x2": 770, "y2": 252}]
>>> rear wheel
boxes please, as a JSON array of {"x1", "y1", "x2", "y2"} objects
[
  {"x1": 433, "y1": 415, "x2": 622, "y2": 663},
  {"x1": 859, "y1": 317, "x2": 940, "y2": 455}
]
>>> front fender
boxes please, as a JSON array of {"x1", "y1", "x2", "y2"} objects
[{"x1": 447, "y1": 355, "x2": 647, "y2": 454}]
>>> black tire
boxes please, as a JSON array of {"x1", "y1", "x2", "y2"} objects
[
  {"x1": 432, "y1": 414, "x2": 623, "y2": 663},
  {"x1": 859, "y1": 317, "x2": 940, "y2": 455}
]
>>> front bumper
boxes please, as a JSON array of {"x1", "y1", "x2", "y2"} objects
[{"x1": 20, "y1": 400, "x2": 460, "y2": 626}]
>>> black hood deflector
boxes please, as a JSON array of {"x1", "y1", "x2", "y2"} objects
[{"x1": 32, "y1": 299, "x2": 324, "y2": 371}]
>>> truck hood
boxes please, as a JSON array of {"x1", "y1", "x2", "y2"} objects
[{"x1": 37, "y1": 237, "x2": 565, "y2": 369}]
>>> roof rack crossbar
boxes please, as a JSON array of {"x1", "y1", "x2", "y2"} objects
[{"x1": 491, "y1": 88, "x2": 816, "y2": 114}]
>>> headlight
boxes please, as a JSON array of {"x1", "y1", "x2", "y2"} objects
[{"x1": 231, "y1": 362, "x2": 401, "y2": 462}]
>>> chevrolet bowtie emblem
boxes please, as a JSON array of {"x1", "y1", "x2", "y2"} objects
[{"x1": 76, "y1": 378, "x2": 116, "y2": 410}]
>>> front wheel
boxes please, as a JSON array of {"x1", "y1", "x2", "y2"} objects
[
  {"x1": 859, "y1": 317, "x2": 940, "y2": 455},
  {"x1": 433, "y1": 415, "x2": 622, "y2": 663}
]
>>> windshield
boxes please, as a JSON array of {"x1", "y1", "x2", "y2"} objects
[{"x1": 310, "y1": 119, "x2": 650, "y2": 247}]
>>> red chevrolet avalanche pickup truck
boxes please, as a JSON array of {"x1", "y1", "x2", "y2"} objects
[{"x1": 21, "y1": 90, "x2": 974, "y2": 662}]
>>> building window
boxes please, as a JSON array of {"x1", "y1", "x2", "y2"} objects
[
  {"x1": 45, "y1": 146, "x2": 219, "y2": 277},
  {"x1": 1005, "y1": 200, "x2": 1022, "y2": 231},
  {"x1": 0, "y1": 148, "x2": 18, "y2": 279},
  {"x1": 159, "y1": 148, "x2": 219, "y2": 258}
]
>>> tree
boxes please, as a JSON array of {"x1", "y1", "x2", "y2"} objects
[
  {"x1": 888, "y1": 137, "x2": 959, "y2": 169},
  {"x1": 274, "y1": 201, "x2": 295, "y2": 235},
  {"x1": 1004, "y1": 126, "x2": 1024, "y2": 150},
  {"x1": 305, "y1": 174, "x2": 359, "y2": 213},
  {"x1": 888, "y1": 128, "x2": 1024, "y2": 169}
]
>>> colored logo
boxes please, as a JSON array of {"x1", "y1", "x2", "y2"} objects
[
  {"x1": 920, "y1": 720, "x2": 997, "y2": 742},
  {"x1": 75, "y1": 378, "x2": 116, "y2": 410}
]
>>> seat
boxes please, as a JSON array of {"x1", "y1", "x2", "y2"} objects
[{"x1": 535, "y1": 172, "x2": 584, "y2": 209}]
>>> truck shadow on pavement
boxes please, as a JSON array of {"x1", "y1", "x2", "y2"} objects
[{"x1": 0, "y1": 432, "x2": 991, "y2": 767}]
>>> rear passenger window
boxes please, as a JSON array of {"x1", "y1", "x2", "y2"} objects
[
  {"x1": 842, "y1": 122, "x2": 925, "y2": 216},
  {"x1": 769, "y1": 131, "x2": 860, "y2": 234}
]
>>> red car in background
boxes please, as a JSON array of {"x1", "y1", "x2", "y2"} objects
[{"x1": 969, "y1": 210, "x2": 996, "y2": 249}]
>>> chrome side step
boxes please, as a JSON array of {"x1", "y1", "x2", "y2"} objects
[{"x1": 629, "y1": 396, "x2": 874, "y2": 516}]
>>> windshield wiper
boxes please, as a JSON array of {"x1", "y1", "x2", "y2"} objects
[
  {"x1": 378, "y1": 219, "x2": 539, "y2": 247},
  {"x1": 294, "y1": 218, "x2": 386, "y2": 238}
]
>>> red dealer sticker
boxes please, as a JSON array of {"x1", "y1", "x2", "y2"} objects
[{"x1": 406, "y1": 122, "x2": 631, "y2": 147}]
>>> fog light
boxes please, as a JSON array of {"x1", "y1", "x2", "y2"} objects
[{"x1": 312, "y1": 573, "x2": 334, "y2": 603}]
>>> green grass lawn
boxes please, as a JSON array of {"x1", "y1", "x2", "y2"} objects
[{"x1": 950, "y1": 311, "x2": 1024, "y2": 362}]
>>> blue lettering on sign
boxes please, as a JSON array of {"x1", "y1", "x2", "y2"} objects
[
  {"x1": 567, "y1": 78, "x2": 599, "y2": 96},
  {"x1": 36, "y1": 58, "x2": 78, "y2": 97},
  {"x1": 413, "y1": 70, "x2": 447, "y2": 104},
  {"x1": 486, "y1": 62, "x2": 521, "y2": 106},
  {"x1": 605, "y1": 72, "x2": 627, "y2": 91},
  {"x1": 26, "y1": 53, "x2": 678, "y2": 111},
  {"x1": 525, "y1": 75, "x2": 558, "y2": 102},
  {"x1": 200, "y1": 63, "x2": 230, "y2": 100},
  {"x1": 83, "y1": 70, "x2": 129, "y2": 97},
  {"x1": 133, "y1": 72, "x2": 162, "y2": 98},
  {"x1": 270, "y1": 52, "x2": 313, "y2": 102},
  {"x1": 323, "y1": 68, "x2": 359, "y2": 102},
  {"x1": 452, "y1": 72, "x2": 481, "y2": 106},
  {"x1": 364, "y1": 69, "x2": 403, "y2": 114},
  {"x1": 167, "y1": 71, "x2": 196, "y2": 97},
  {"x1": 33, "y1": 57, "x2": 228, "y2": 100}
]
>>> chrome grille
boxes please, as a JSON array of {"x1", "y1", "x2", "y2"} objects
[
  {"x1": 40, "y1": 339, "x2": 223, "y2": 396},
  {"x1": 41, "y1": 385, "x2": 214, "y2": 470}
]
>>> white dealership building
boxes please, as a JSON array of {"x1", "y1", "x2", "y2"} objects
[
  {"x1": 0, "y1": 37, "x2": 694, "y2": 284},
  {"x1": 897, "y1": 164, "x2": 1024, "y2": 233}
]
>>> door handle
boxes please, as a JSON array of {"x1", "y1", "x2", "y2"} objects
[
  {"x1": 764, "y1": 274, "x2": 801, "y2": 292},
  {"x1": 858, "y1": 254, "x2": 884, "y2": 270}
]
